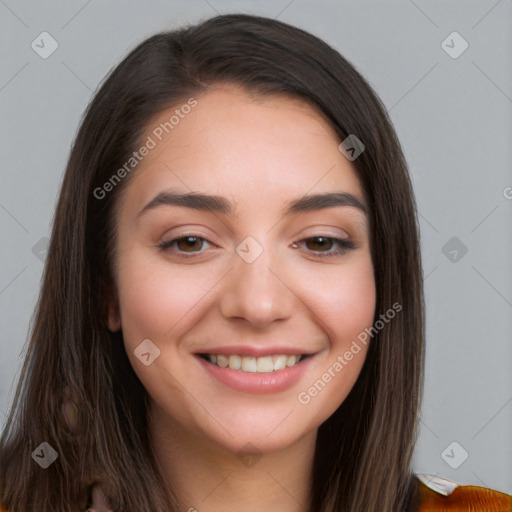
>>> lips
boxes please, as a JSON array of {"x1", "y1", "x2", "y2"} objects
[
  {"x1": 195, "y1": 345, "x2": 316, "y2": 394},
  {"x1": 196, "y1": 345, "x2": 314, "y2": 373}
]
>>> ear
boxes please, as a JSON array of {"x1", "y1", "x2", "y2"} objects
[{"x1": 107, "y1": 291, "x2": 121, "y2": 332}]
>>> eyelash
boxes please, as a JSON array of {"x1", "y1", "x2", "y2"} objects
[{"x1": 157, "y1": 234, "x2": 355, "y2": 259}]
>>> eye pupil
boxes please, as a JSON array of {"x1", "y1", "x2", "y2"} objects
[
  {"x1": 307, "y1": 237, "x2": 332, "y2": 252},
  {"x1": 178, "y1": 236, "x2": 202, "y2": 252}
]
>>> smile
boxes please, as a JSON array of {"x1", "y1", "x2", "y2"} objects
[
  {"x1": 197, "y1": 352, "x2": 313, "y2": 394},
  {"x1": 201, "y1": 354, "x2": 304, "y2": 373}
]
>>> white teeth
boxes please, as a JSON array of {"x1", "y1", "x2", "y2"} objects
[
  {"x1": 228, "y1": 355, "x2": 241, "y2": 370},
  {"x1": 286, "y1": 355, "x2": 298, "y2": 367},
  {"x1": 216, "y1": 354, "x2": 228, "y2": 368},
  {"x1": 206, "y1": 353, "x2": 303, "y2": 372},
  {"x1": 273, "y1": 355, "x2": 288, "y2": 371},
  {"x1": 257, "y1": 356, "x2": 273, "y2": 373},
  {"x1": 242, "y1": 357, "x2": 257, "y2": 372}
]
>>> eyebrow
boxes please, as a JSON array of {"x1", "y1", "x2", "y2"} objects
[{"x1": 137, "y1": 189, "x2": 368, "y2": 219}]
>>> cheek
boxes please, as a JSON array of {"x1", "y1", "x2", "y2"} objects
[
  {"x1": 296, "y1": 256, "x2": 375, "y2": 416},
  {"x1": 304, "y1": 255, "x2": 376, "y2": 343},
  {"x1": 115, "y1": 249, "x2": 217, "y2": 342}
]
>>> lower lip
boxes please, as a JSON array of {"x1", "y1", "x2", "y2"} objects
[{"x1": 196, "y1": 355, "x2": 313, "y2": 394}]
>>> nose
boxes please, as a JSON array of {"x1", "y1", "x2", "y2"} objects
[{"x1": 220, "y1": 243, "x2": 295, "y2": 327}]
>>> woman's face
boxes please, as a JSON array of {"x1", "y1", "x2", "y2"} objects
[{"x1": 108, "y1": 86, "x2": 376, "y2": 455}]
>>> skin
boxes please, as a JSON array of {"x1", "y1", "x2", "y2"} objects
[{"x1": 107, "y1": 85, "x2": 376, "y2": 512}]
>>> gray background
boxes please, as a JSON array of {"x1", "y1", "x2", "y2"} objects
[{"x1": 1, "y1": 0, "x2": 511, "y2": 493}]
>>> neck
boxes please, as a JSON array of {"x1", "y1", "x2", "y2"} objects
[{"x1": 148, "y1": 403, "x2": 316, "y2": 512}]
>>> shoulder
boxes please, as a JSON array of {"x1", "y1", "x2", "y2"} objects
[{"x1": 416, "y1": 474, "x2": 512, "y2": 511}]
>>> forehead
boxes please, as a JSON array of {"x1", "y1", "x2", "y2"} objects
[{"x1": 118, "y1": 85, "x2": 365, "y2": 219}]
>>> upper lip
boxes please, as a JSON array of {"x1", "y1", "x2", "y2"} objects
[{"x1": 196, "y1": 345, "x2": 316, "y2": 358}]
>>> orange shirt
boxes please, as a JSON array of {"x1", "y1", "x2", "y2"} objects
[{"x1": 417, "y1": 475, "x2": 512, "y2": 512}]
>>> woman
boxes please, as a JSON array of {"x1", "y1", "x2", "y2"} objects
[{"x1": 0, "y1": 13, "x2": 510, "y2": 512}]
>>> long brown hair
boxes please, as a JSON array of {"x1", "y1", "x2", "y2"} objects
[{"x1": 0, "y1": 14, "x2": 424, "y2": 512}]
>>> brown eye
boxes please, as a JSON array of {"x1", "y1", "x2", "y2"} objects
[
  {"x1": 305, "y1": 237, "x2": 334, "y2": 252},
  {"x1": 175, "y1": 236, "x2": 204, "y2": 252},
  {"x1": 157, "y1": 235, "x2": 212, "y2": 257},
  {"x1": 294, "y1": 236, "x2": 355, "y2": 257}
]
